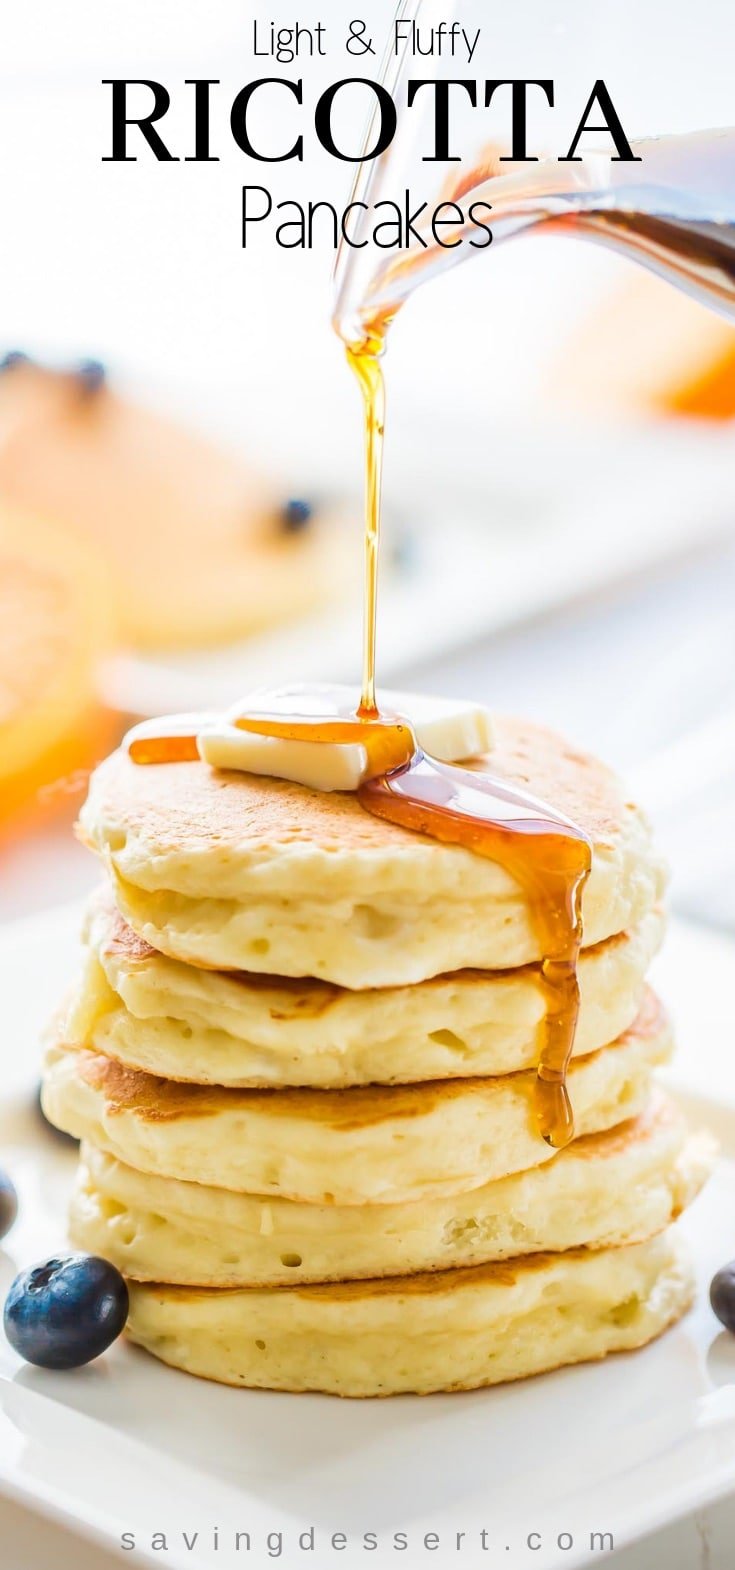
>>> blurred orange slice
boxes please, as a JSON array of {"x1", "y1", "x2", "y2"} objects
[
  {"x1": 0, "y1": 509, "x2": 115, "y2": 830},
  {"x1": 550, "y1": 268, "x2": 735, "y2": 419}
]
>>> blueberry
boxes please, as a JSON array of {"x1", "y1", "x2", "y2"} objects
[
  {"x1": 74, "y1": 357, "x2": 106, "y2": 395},
  {"x1": 710, "y1": 1260, "x2": 735, "y2": 1333},
  {"x1": 4, "y1": 1253, "x2": 128, "y2": 1369},
  {"x1": 280, "y1": 497, "x2": 313, "y2": 533},
  {"x1": 0, "y1": 1170, "x2": 18, "y2": 1241},
  {"x1": 0, "y1": 349, "x2": 30, "y2": 372}
]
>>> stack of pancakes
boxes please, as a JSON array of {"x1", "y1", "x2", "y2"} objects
[{"x1": 41, "y1": 716, "x2": 711, "y2": 1396}]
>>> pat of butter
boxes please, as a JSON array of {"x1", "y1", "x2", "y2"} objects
[
  {"x1": 198, "y1": 727, "x2": 368, "y2": 793},
  {"x1": 198, "y1": 688, "x2": 493, "y2": 792}
]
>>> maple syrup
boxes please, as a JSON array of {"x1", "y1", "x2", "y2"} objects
[
  {"x1": 125, "y1": 305, "x2": 596, "y2": 1151},
  {"x1": 124, "y1": 324, "x2": 592, "y2": 1149},
  {"x1": 126, "y1": 713, "x2": 205, "y2": 764},
  {"x1": 349, "y1": 327, "x2": 592, "y2": 1145},
  {"x1": 227, "y1": 327, "x2": 592, "y2": 1149},
  {"x1": 234, "y1": 682, "x2": 591, "y2": 1148},
  {"x1": 320, "y1": 131, "x2": 735, "y2": 1142},
  {"x1": 345, "y1": 337, "x2": 386, "y2": 717}
]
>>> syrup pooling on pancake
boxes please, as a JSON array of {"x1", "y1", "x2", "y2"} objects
[
  {"x1": 232, "y1": 688, "x2": 592, "y2": 1149},
  {"x1": 234, "y1": 696, "x2": 415, "y2": 778},
  {"x1": 126, "y1": 713, "x2": 205, "y2": 765},
  {"x1": 347, "y1": 334, "x2": 591, "y2": 1146},
  {"x1": 122, "y1": 329, "x2": 592, "y2": 1150},
  {"x1": 360, "y1": 749, "x2": 591, "y2": 1148}
]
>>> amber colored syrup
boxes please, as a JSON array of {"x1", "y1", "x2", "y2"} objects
[
  {"x1": 125, "y1": 337, "x2": 592, "y2": 1149},
  {"x1": 234, "y1": 684, "x2": 591, "y2": 1148},
  {"x1": 344, "y1": 336, "x2": 591, "y2": 1146},
  {"x1": 345, "y1": 336, "x2": 386, "y2": 715},
  {"x1": 233, "y1": 705, "x2": 414, "y2": 777},
  {"x1": 361, "y1": 757, "x2": 590, "y2": 1147},
  {"x1": 125, "y1": 714, "x2": 204, "y2": 764},
  {"x1": 232, "y1": 328, "x2": 592, "y2": 1147}
]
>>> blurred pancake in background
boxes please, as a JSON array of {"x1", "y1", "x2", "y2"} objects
[
  {"x1": 0, "y1": 356, "x2": 349, "y2": 650},
  {"x1": 0, "y1": 506, "x2": 115, "y2": 832}
]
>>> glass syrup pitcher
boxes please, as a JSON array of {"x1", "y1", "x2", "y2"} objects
[{"x1": 332, "y1": 0, "x2": 735, "y2": 348}]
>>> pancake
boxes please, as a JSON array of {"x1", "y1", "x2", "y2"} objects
[
  {"x1": 0, "y1": 360, "x2": 350, "y2": 650},
  {"x1": 77, "y1": 716, "x2": 666, "y2": 988},
  {"x1": 125, "y1": 1226, "x2": 693, "y2": 1395},
  {"x1": 67, "y1": 893, "x2": 664, "y2": 1087},
  {"x1": 69, "y1": 1094, "x2": 711, "y2": 1287},
  {"x1": 42, "y1": 992, "x2": 671, "y2": 1204}
]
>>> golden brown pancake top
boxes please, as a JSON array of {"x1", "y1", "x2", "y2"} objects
[{"x1": 83, "y1": 715, "x2": 626, "y2": 864}]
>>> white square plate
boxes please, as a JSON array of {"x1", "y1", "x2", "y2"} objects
[{"x1": 1, "y1": 908, "x2": 734, "y2": 1570}]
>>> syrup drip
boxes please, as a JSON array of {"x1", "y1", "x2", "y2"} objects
[
  {"x1": 234, "y1": 688, "x2": 591, "y2": 1149},
  {"x1": 361, "y1": 754, "x2": 590, "y2": 1148},
  {"x1": 124, "y1": 337, "x2": 592, "y2": 1150},
  {"x1": 343, "y1": 336, "x2": 591, "y2": 1146},
  {"x1": 345, "y1": 337, "x2": 386, "y2": 715}
]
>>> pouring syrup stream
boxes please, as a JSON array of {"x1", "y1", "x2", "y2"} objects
[
  {"x1": 125, "y1": 319, "x2": 591, "y2": 1153},
  {"x1": 217, "y1": 325, "x2": 590, "y2": 1149}
]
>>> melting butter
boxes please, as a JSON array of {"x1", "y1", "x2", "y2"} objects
[{"x1": 198, "y1": 685, "x2": 492, "y2": 792}]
